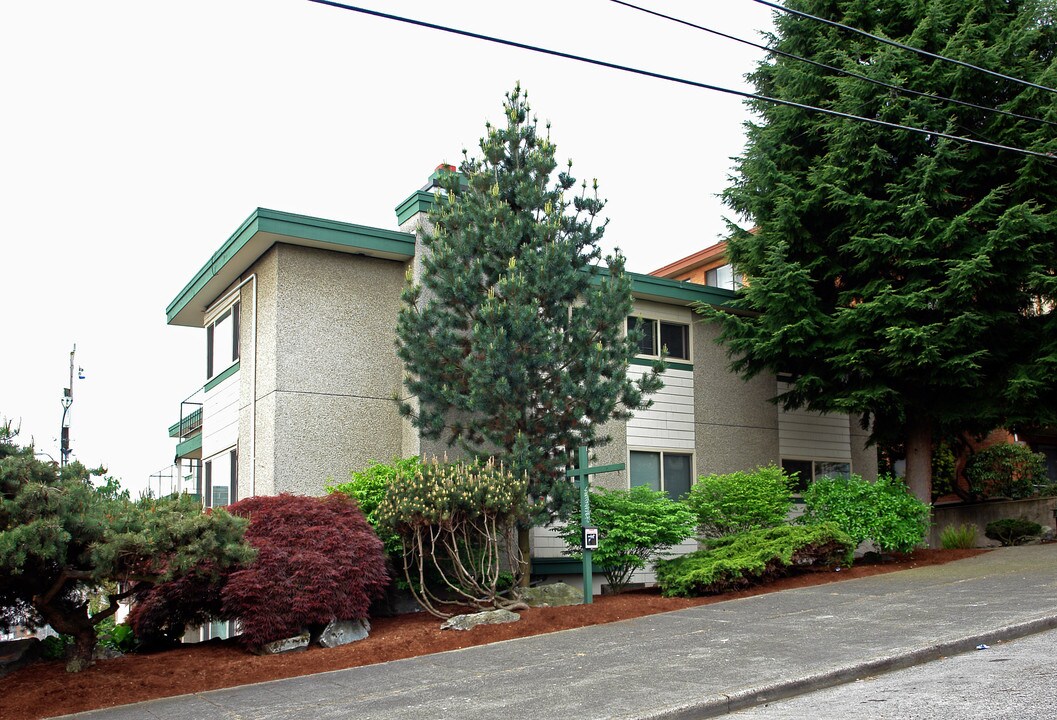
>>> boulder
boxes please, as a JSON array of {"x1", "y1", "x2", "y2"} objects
[
  {"x1": 318, "y1": 618, "x2": 370, "y2": 648},
  {"x1": 256, "y1": 631, "x2": 310, "y2": 655},
  {"x1": 440, "y1": 609, "x2": 520, "y2": 631},
  {"x1": 519, "y1": 582, "x2": 583, "y2": 607}
]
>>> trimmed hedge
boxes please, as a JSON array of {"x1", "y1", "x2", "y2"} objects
[
  {"x1": 683, "y1": 465, "x2": 793, "y2": 538},
  {"x1": 655, "y1": 523, "x2": 854, "y2": 598}
]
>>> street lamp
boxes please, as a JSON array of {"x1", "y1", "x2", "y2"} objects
[{"x1": 59, "y1": 345, "x2": 78, "y2": 467}]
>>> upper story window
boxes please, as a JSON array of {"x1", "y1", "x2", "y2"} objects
[
  {"x1": 705, "y1": 263, "x2": 744, "y2": 291},
  {"x1": 206, "y1": 301, "x2": 240, "y2": 379},
  {"x1": 627, "y1": 316, "x2": 690, "y2": 361}
]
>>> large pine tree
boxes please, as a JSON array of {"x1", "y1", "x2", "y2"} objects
[
  {"x1": 707, "y1": 0, "x2": 1057, "y2": 501},
  {"x1": 397, "y1": 85, "x2": 662, "y2": 521}
]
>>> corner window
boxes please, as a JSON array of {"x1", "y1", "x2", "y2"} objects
[
  {"x1": 705, "y1": 263, "x2": 744, "y2": 291},
  {"x1": 206, "y1": 301, "x2": 240, "y2": 379},
  {"x1": 628, "y1": 316, "x2": 690, "y2": 361},
  {"x1": 631, "y1": 450, "x2": 693, "y2": 501},
  {"x1": 781, "y1": 458, "x2": 851, "y2": 495}
]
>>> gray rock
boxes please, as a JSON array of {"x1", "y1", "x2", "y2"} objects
[
  {"x1": 318, "y1": 618, "x2": 370, "y2": 648},
  {"x1": 256, "y1": 631, "x2": 310, "y2": 655},
  {"x1": 519, "y1": 582, "x2": 583, "y2": 607},
  {"x1": 440, "y1": 609, "x2": 520, "y2": 631}
]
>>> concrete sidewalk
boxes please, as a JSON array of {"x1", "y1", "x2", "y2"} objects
[{"x1": 56, "y1": 544, "x2": 1057, "y2": 720}]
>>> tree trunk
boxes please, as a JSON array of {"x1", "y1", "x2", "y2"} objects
[
  {"x1": 33, "y1": 598, "x2": 97, "y2": 672},
  {"x1": 517, "y1": 526, "x2": 531, "y2": 588},
  {"x1": 905, "y1": 416, "x2": 934, "y2": 506}
]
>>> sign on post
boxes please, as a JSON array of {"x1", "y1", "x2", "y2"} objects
[{"x1": 565, "y1": 446, "x2": 624, "y2": 604}]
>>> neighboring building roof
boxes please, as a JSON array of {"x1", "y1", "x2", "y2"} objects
[
  {"x1": 166, "y1": 208, "x2": 416, "y2": 327},
  {"x1": 650, "y1": 240, "x2": 729, "y2": 280}
]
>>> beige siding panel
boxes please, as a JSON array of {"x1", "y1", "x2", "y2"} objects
[
  {"x1": 203, "y1": 370, "x2": 239, "y2": 459},
  {"x1": 777, "y1": 382, "x2": 852, "y2": 463},
  {"x1": 628, "y1": 367, "x2": 694, "y2": 451},
  {"x1": 531, "y1": 523, "x2": 568, "y2": 559}
]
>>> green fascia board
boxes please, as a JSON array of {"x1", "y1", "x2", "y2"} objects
[
  {"x1": 630, "y1": 357, "x2": 693, "y2": 371},
  {"x1": 166, "y1": 208, "x2": 415, "y2": 326},
  {"x1": 175, "y1": 433, "x2": 203, "y2": 458},
  {"x1": 627, "y1": 271, "x2": 737, "y2": 309},
  {"x1": 394, "y1": 190, "x2": 435, "y2": 226},
  {"x1": 530, "y1": 557, "x2": 603, "y2": 575},
  {"x1": 204, "y1": 361, "x2": 240, "y2": 392}
]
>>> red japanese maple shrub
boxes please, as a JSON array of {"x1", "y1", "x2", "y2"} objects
[
  {"x1": 128, "y1": 565, "x2": 226, "y2": 647},
  {"x1": 222, "y1": 493, "x2": 389, "y2": 649}
]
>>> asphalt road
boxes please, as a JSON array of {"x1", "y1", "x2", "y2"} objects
[{"x1": 732, "y1": 627, "x2": 1057, "y2": 719}]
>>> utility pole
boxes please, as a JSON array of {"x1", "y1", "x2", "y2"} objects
[{"x1": 60, "y1": 344, "x2": 82, "y2": 467}]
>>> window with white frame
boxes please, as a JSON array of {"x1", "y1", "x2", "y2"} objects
[
  {"x1": 781, "y1": 458, "x2": 851, "y2": 495},
  {"x1": 206, "y1": 301, "x2": 240, "y2": 379},
  {"x1": 204, "y1": 449, "x2": 238, "y2": 508},
  {"x1": 627, "y1": 316, "x2": 690, "y2": 361},
  {"x1": 705, "y1": 263, "x2": 745, "y2": 291},
  {"x1": 630, "y1": 449, "x2": 693, "y2": 501}
]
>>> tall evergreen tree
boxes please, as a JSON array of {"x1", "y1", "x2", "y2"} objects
[
  {"x1": 397, "y1": 84, "x2": 662, "y2": 523},
  {"x1": 705, "y1": 0, "x2": 1057, "y2": 501}
]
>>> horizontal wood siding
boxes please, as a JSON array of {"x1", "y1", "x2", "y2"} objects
[
  {"x1": 777, "y1": 382, "x2": 851, "y2": 462},
  {"x1": 628, "y1": 367, "x2": 694, "y2": 450},
  {"x1": 203, "y1": 370, "x2": 240, "y2": 459}
]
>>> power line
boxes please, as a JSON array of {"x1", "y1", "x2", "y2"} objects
[
  {"x1": 611, "y1": 0, "x2": 1057, "y2": 130},
  {"x1": 305, "y1": 1, "x2": 1056, "y2": 162},
  {"x1": 753, "y1": 0, "x2": 1057, "y2": 97}
]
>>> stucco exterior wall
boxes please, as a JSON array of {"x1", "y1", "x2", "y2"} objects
[
  {"x1": 247, "y1": 243, "x2": 407, "y2": 496},
  {"x1": 692, "y1": 319, "x2": 779, "y2": 474}
]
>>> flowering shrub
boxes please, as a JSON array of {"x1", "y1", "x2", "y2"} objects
[{"x1": 376, "y1": 457, "x2": 530, "y2": 618}]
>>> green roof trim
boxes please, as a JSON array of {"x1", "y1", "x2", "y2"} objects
[
  {"x1": 394, "y1": 190, "x2": 435, "y2": 226},
  {"x1": 204, "y1": 361, "x2": 240, "y2": 392},
  {"x1": 627, "y1": 271, "x2": 737, "y2": 308},
  {"x1": 166, "y1": 208, "x2": 415, "y2": 325},
  {"x1": 175, "y1": 433, "x2": 202, "y2": 459},
  {"x1": 630, "y1": 357, "x2": 693, "y2": 371}
]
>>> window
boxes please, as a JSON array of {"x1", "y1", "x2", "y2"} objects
[
  {"x1": 705, "y1": 263, "x2": 744, "y2": 291},
  {"x1": 206, "y1": 301, "x2": 240, "y2": 379},
  {"x1": 628, "y1": 316, "x2": 690, "y2": 361},
  {"x1": 630, "y1": 450, "x2": 693, "y2": 501},
  {"x1": 781, "y1": 458, "x2": 851, "y2": 494},
  {"x1": 204, "y1": 449, "x2": 238, "y2": 508}
]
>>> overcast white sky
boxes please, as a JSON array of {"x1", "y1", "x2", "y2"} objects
[{"x1": 1, "y1": 0, "x2": 775, "y2": 496}]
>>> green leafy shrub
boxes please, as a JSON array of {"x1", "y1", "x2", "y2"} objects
[
  {"x1": 939, "y1": 523, "x2": 977, "y2": 549},
  {"x1": 799, "y1": 475, "x2": 930, "y2": 553},
  {"x1": 985, "y1": 518, "x2": 1043, "y2": 546},
  {"x1": 931, "y1": 442, "x2": 957, "y2": 500},
  {"x1": 38, "y1": 634, "x2": 73, "y2": 660},
  {"x1": 684, "y1": 466, "x2": 793, "y2": 537},
  {"x1": 376, "y1": 457, "x2": 531, "y2": 618},
  {"x1": 96, "y1": 618, "x2": 136, "y2": 653},
  {"x1": 965, "y1": 444, "x2": 1054, "y2": 500},
  {"x1": 556, "y1": 485, "x2": 697, "y2": 593},
  {"x1": 655, "y1": 523, "x2": 854, "y2": 597},
  {"x1": 328, "y1": 457, "x2": 422, "y2": 556}
]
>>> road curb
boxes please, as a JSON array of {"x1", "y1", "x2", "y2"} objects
[{"x1": 635, "y1": 614, "x2": 1057, "y2": 719}]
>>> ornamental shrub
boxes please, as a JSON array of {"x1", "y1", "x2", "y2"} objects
[
  {"x1": 131, "y1": 493, "x2": 389, "y2": 651},
  {"x1": 222, "y1": 493, "x2": 389, "y2": 649},
  {"x1": 556, "y1": 485, "x2": 697, "y2": 593},
  {"x1": 985, "y1": 518, "x2": 1043, "y2": 546},
  {"x1": 965, "y1": 444, "x2": 1054, "y2": 500},
  {"x1": 799, "y1": 475, "x2": 930, "y2": 553},
  {"x1": 684, "y1": 466, "x2": 793, "y2": 538},
  {"x1": 327, "y1": 457, "x2": 422, "y2": 557},
  {"x1": 939, "y1": 523, "x2": 977, "y2": 550},
  {"x1": 376, "y1": 457, "x2": 531, "y2": 618},
  {"x1": 655, "y1": 523, "x2": 854, "y2": 597}
]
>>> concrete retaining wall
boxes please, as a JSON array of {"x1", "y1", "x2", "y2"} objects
[{"x1": 930, "y1": 496, "x2": 1057, "y2": 547}]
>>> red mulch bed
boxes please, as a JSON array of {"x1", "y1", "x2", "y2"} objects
[{"x1": 1, "y1": 548, "x2": 986, "y2": 720}]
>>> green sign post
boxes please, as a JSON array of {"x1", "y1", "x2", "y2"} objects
[{"x1": 565, "y1": 446, "x2": 624, "y2": 604}]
